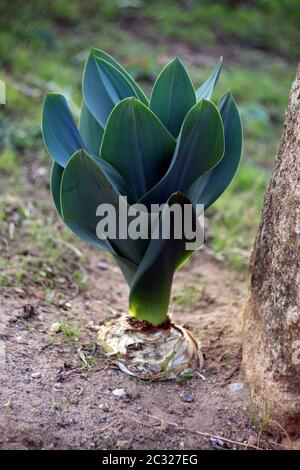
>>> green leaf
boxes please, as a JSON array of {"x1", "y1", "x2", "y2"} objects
[
  {"x1": 140, "y1": 99, "x2": 224, "y2": 207},
  {"x1": 42, "y1": 93, "x2": 127, "y2": 195},
  {"x1": 129, "y1": 192, "x2": 201, "y2": 326},
  {"x1": 60, "y1": 149, "x2": 122, "y2": 234},
  {"x1": 195, "y1": 57, "x2": 222, "y2": 101},
  {"x1": 187, "y1": 92, "x2": 242, "y2": 211},
  {"x1": 60, "y1": 149, "x2": 148, "y2": 266},
  {"x1": 51, "y1": 160, "x2": 111, "y2": 251},
  {"x1": 42, "y1": 93, "x2": 84, "y2": 167},
  {"x1": 150, "y1": 58, "x2": 196, "y2": 137},
  {"x1": 91, "y1": 48, "x2": 148, "y2": 106},
  {"x1": 79, "y1": 101, "x2": 104, "y2": 156},
  {"x1": 52, "y1": 161, "x2": 137, "y2": 285},
  {"x1": 82, "y1": 51, "x2": 141, "y2": 128},
  {"x1": 101, "y1": 97, "x2": 176, "y2": 202}
]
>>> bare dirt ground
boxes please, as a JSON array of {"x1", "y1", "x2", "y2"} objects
[{"x1": 0, "y1": 242, "x2": 285, "y2": 450}]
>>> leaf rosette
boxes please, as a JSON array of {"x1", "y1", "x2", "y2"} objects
[{"x1": 42, "y1": 49, "x2": 242, "y2": 378}]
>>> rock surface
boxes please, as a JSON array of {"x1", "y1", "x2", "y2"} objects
[{"x1": 242, "y1": 63, "x2": 300, "y2": 428}]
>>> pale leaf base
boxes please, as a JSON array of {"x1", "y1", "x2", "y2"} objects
[{"x1": 97, "y1": 315, "x2": 202, "y2": 381}]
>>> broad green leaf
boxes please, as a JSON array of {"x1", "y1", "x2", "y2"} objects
[
  {"x1": 52, "y1": 160, "x2": 137, "y2": 285},
  {"x1": 60, "y1": 149, "x2": 148, "y2": 266},
  {"x1": 51, "y1": 160, "x2": 110, "y2": 251},
  {"x1": 42, "y1": 93, "x2": 84, "y2": 167},
  {"x1": 101, "y1": 97, "x2": 176, "y2": 202},
  {"x1": 187, "y1": 92, "x2": 242, "y2": 212},
  {"x1": 43, "y1": 94, "x2": 128, "y2": 195},
  {"x1": 91, "y1": 48, "x2": 148, "y2": 106},
  {"x1": 129, "y1": 192, "x2": 201, "y2": 326},
  {"x1": 140, "y1": 99, "x2": 224, "y2": 207},
  {"x1": 196, "y1": 57, "x2": 222, "y2": 101},
  {"x1": 150, "y1": 58, "x2": 196, "y2": 137},
  {"x1": 79, "y1": 101, "x2": 104, "y2": 156},
  {"x1": 82, "y1": 51, "x2": 140, "y2": 128}
]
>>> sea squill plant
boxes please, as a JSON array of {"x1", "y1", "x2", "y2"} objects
[{"x1": 42, "y1": 49, "x2": 242, "y2": 379}]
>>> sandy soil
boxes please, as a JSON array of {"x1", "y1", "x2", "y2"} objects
[{"x1": 0, "y1": 244, "x2": 284, "y2": 450}]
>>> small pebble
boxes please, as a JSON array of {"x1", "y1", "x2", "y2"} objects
[
  {"x1": 228, "y1": 382, "x2": 244, "y2": 393},
  {"x1": 31, "y1": 372, "x2": 41, "y2": 379},
  {"x1": 16, "y1": 336, "x2": 26, "y2": 344},
  {"x1": 210, "y1": 437, "x2": 227, "y2": 450},
  {"x1": 62, "y1": 302, "x2": 72, "y2": 310},
  {"x1": 96, "y1": 262, "x2": 108, "y2": 270},
  {"x1": 112, "y1": 388, "x2": 126, "y2": 398},
  {"x1": 49, "y1": 322, "x2": 60, "y2": 333},
  {"x1": 180, "y1": 391, "x2": 194, "y2": 403}
]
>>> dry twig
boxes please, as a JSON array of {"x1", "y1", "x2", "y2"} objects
[{"x1": 137, "y1": 412, "x2": 264, "y2": 450}]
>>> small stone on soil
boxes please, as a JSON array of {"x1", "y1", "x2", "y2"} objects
[
  {"x1": 96, "y1": 262, "x2": 108, "y2": 270},
  {"x1": 210, "y1": 437, "x2": 228, "y2": 450},
  {"x1": 31, "y1": 372, "x2": 41, "y2": 379},
  {"x1": 49, "y1": 322, "x2": 60, "y2": 333},
  {"x1": 228, "y1": 382, "x2": 244, "y2": 393},
  {"x1": 112, "y1": 388, "x2": 126, "y2": 398},
  {"x1": 180, "y1": 391, "x2": 194, "y2": 403},
  {"x1": 16, "y1": 336, "x2": 26, "y2": 344},
  {"x1": 61, "y1": 301, "x2": 72, "y2": 310}
]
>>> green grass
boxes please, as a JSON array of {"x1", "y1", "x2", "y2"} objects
[
  {"x1": 52, "y1": 401, "x2": 66, "y2": 412},
  {"x1": 2, "y1": 1, "x2": 299, "y2": 59},
  {"x1": 189, "y1": 60, "x2": 293, "y2": 167},
  {"x1": 0, "y1": 185, "x2": 89, "y2": 294},
  {"x1": 57, "y1": 320, "x2": 80, "y2": 343},
  {"x1": 208, "y1": 163, "x2": 269, "y2": 269},
  {"x1": 140, "y1": 0, "x2": 300, "y2": 60},
  {"x1": 0, "y1": 149, "x2": 19, "y2": 176}
]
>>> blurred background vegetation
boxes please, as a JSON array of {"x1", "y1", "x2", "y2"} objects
[{"x1": 0, "y1": 0, "x2": 299, "y2": 291}]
